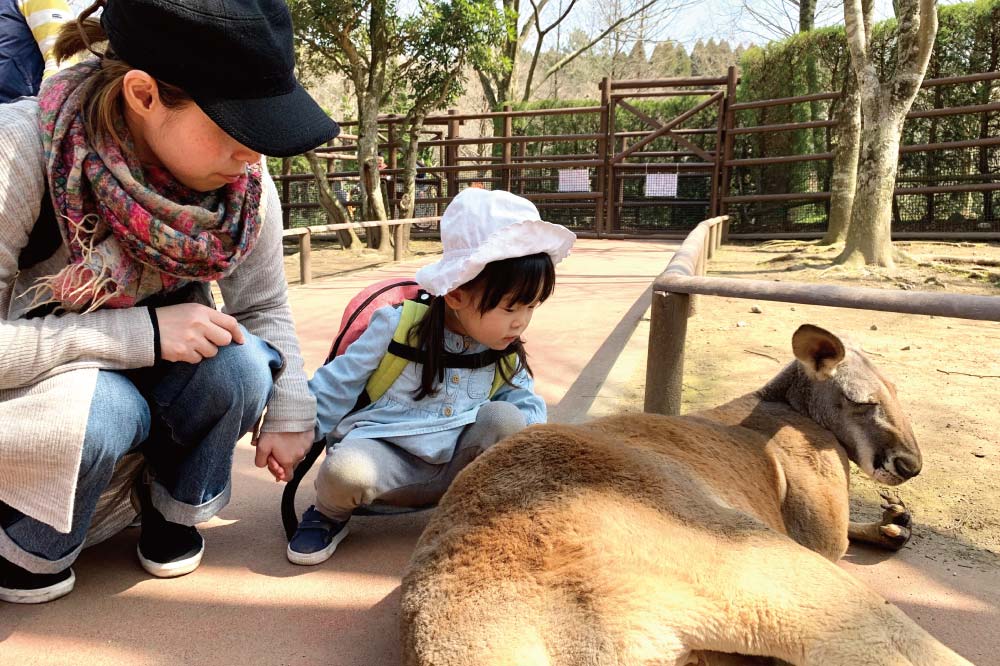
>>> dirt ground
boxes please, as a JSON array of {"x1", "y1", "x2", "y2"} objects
[
  {"x1": 281, "y1": 235, "x2": 1000, "y2": 575},
  {"x1": 681, "y1": 240, "x2": 1000, "y2": 573}
]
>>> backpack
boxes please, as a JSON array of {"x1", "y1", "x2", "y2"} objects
[{"x1": 281, "y1": 277, "x2": 518, "y2": 539}]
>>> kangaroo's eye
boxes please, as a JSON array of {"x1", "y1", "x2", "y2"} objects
[{"x1": 844, "y1": 396, "x2": 878, "y2": 410}]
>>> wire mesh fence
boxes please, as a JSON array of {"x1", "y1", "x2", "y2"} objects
[{"x1": 275, "y1": 71, "x2": 999, "y2": 238}]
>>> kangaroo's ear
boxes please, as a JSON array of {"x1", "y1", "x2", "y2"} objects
[{"x1": 792, "y1": 324, "x2": 845, "y2": 380}]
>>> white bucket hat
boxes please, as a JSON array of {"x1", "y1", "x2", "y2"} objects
[{"x1": 415, "y1": 188, "x2": 577, "y2": 296}]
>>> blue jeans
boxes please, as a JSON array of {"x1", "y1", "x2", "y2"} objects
[{"x1": 0, "y1": 332, "x2": 282, "y2": 573}]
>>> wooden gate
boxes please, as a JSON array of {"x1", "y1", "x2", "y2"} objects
[{"x1": 600, "y1": 71, "x2": 737, "y2": 235}]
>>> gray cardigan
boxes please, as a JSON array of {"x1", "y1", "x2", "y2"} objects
[{"x1": 0, "y1": 99, "x2": 316, "y2": 537}]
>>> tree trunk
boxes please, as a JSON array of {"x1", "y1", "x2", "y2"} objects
[
  {"x1": 478, "y1": 0, "x2": 519, "y2": 109},
  {"x1": 836, "y1": 0, "x2": 935, "y2": 268},
  {"x1": 837, "y1": 116, "x2": 905, "y2": 267},
  {"x1": 304, "y1": 151, "x2": 361, "y2": 251},
  {"x1": 394, "y1": 117, "x2": 425, "y2": 259},
  {"x1": 357, "y1": 93, "x2": 391, "y2": 252},
  {"x1": 822, "y1": 69, "x2": 862, "y2": 244}
]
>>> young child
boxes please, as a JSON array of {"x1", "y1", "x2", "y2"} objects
[{"x1": 288, "y1": 188, "x2": 576, "y2": 565}]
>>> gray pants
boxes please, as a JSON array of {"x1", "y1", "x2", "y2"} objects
[{"x1": 315, "y1": 402, "x2": 527, "y2": 521}]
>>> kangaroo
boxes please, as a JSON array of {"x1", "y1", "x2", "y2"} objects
[{"x1": 400, "y1": 324, "x2": 972, "y2": 666}]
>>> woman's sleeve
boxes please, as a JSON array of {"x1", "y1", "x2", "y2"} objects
[
  {"x1": 309, "y1": 305, "x2": 400, "y2": 441},
  {"x1": 0, "y1": 101, "x2": 155, "y2": 391},
  {"x1": 491, "y1": 366, "x2": 547, "y2": 426},
  {"x1": 217, "y1": 166, "x2": 315, "y2": 434}
]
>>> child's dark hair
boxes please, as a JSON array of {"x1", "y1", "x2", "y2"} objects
[{"x1": 409, "y1": 252, "x2": 556, "y2": 399}]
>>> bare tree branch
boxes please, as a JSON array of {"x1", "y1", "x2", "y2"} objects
[
  {"x1": 521, "y1": 0, "x2": 581, "y2": 101},
  {"x1": 539, "y1": 0, "x2": 661, "y2": 84}
]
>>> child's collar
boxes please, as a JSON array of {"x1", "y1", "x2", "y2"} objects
[{"x1": 443, "y1": 326, "x2": 481, "y2": 353}]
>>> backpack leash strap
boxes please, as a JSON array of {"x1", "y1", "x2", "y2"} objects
[{"x1": 281, "y1": 436, "x2": 328, "y2": 540}]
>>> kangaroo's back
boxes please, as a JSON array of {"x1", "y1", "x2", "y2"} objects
[
  {"x1": 402, "y1": 411, "x2": 811, "y2": 666},
  {"x1": 401, "y1": 325, "x2": 969, "y2": 666}
]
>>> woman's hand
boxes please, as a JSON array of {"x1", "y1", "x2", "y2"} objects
[
  {"x1": 254, "y1": 430, "x2": 313, "y2": 482},
  {"x1": 155, "y1": 303, "x2": 245, "y2": 363}
]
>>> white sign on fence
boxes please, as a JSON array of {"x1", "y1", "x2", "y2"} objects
[
  {"x1": 558, "y1": 169, "x2": 591, "y2": 192},
  {"x1": 645, "y1": 172, "x2": 678, "y2": 198}
]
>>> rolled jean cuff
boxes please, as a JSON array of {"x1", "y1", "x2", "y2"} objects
[
  {"x1": 0, "y1": 526, "x2": 83, "y2": 574},
  {"x1": 150, "y1": 480, "x2": 231, "y2": 526}
]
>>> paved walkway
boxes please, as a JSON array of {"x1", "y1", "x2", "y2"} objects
[
  {"x1": 0, "y1": 240, "x2": 669, "y2": 665},
  {"x1": 0, "y1": 239, "x2": 992, "y2": 664}
]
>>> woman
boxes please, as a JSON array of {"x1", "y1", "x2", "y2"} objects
[{"x1": 0, "y1": 0, "x2": 337, "y2": 603}]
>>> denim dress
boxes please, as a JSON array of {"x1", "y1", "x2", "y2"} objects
[{"x1": 309, "y1": 305, "x2": 546, "y2": 465}]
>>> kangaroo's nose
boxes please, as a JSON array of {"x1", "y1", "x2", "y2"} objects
[{"x1": 893, "y1": 455, "x2": 921, "y2": 480}]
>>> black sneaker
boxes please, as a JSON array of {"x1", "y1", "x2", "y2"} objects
[
  {"x1": 286, "y1": 506, "x2": 350, "y2": 566},
  {"x1": 0, "y1": 554, "x2": 75, "y2": 604},
  {"x1": 136, "y1": 484, "x2": 204, "y2": 578}
]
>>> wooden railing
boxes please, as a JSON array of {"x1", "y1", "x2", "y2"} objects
[
  {"x1": 643, "y1": 216, "x2": 1000, "y2": 416},
  {"x1": 281, "y1": 216, "x2": 440, "y2": 284}
]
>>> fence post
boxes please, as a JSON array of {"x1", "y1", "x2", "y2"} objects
[
  {"x1": 281, "y1": 158, "x2": 291, "y2": 229},
  {"x1": 446, "y1": 109, "x2": 459, "y2": 198},
  {"x1": 299, "y1": 229, "x2": 312, "y2": 285},
  {"x1": 644, "y1": 290, "x2": 689, "y2": 416},
  {"x1": 393, "y1": 223, "x2": 403, "y2": 262},
  {"x1": 720, "y1": 65, "x2": 738, "y2": 241},
  {"x1": 710, "y1": 94, "x2": 725, "y2": 217},
  {"x1": 596, "y1": 77, "x2": 611, "y2": 237},
  {"x1": 517, "y1": 141, "x2": 527, "y2": 194},
  {"x1": 604, "y1": 79, "x2": 617, "y2": 235},
  {"x1": 502, "y1": 105, "x2": 513, "y2": 192}
]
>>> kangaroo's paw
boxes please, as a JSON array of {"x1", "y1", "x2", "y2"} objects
[
  {"x1": 878, "y1": 492, "x2": 913, "y2": 549},
  {"x1": 849, "y1": 493, "x2": 912, "y2": 551}
]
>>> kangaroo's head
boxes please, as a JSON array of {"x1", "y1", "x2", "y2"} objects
[{"x1": 779, "y1": 324, "x2": 922, "y2": 486}]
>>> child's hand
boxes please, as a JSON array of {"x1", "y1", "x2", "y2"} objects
[{"x1": 253, "y1": 429, "x2": 313, "y2": 482}]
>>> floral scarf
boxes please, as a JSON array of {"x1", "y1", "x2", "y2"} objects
[{"x1": 31, "y1": 60, "x2": 262, "y2": 312}]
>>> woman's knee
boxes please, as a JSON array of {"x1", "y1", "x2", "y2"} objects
[
  {"x1": 80, "y1": 371, "x2": 150, "y2": 477},
  {"x1": 209, "y1": 331, "x2": 280, "y2": 397},
  {"x1": 198, "y1": 331, "x2": 281, "y2": 416}
]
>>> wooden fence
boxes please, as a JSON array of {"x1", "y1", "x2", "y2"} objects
[{"x1": 275, "y1": 69, "x2": 999, "y2": 240}]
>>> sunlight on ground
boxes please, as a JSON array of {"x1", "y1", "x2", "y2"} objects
[{"x1": 117, "y1": 573, "x2": 401, "y2": 606}]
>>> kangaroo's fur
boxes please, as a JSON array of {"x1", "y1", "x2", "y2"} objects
[{"x1": 400, "y1": 325, "x2": 972, "y2": 666}]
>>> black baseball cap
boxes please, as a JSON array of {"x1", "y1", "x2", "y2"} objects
[{"x1": 102, "y1": 0, "x2": 339, "y2": 157}]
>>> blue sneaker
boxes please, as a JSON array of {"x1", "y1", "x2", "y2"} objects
[{"x1": 287, "y1": 506, "x2": 350, "y2": 565}]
